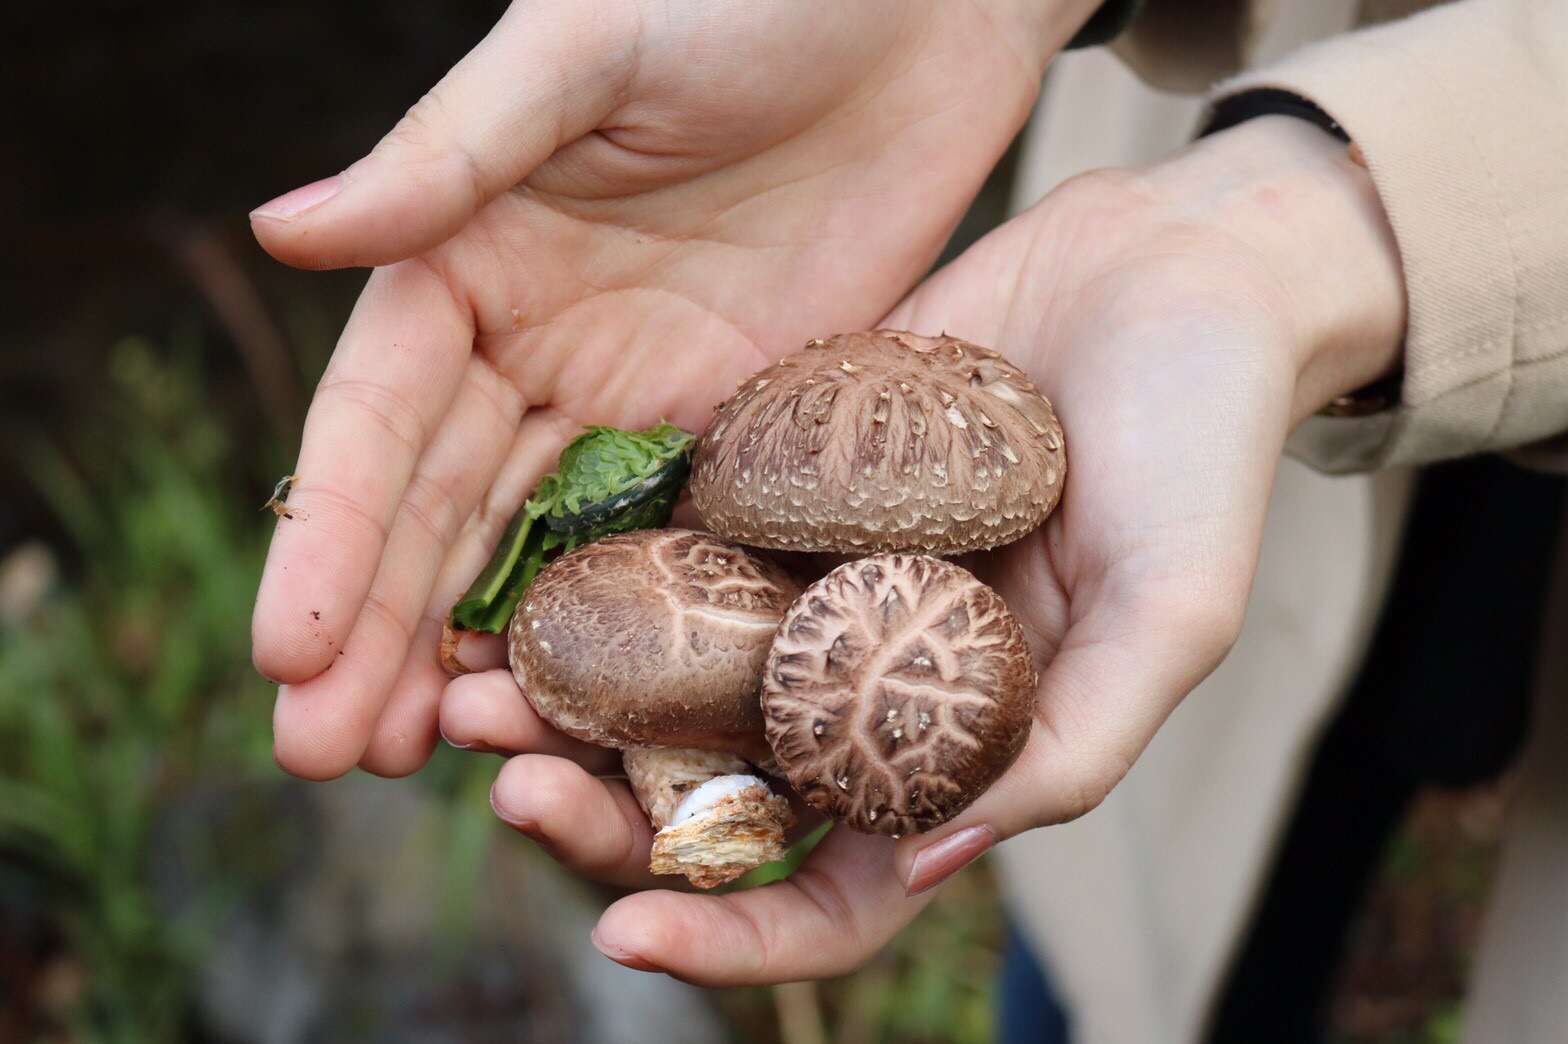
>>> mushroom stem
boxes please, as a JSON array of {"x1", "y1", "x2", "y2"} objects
[{"x1": 622, "y1": 747, "x2": 793, "y2": 889}]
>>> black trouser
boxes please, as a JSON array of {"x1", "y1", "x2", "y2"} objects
[{"x1": 1207, "y1": 456, "x2": 1566, "y2": 1041}]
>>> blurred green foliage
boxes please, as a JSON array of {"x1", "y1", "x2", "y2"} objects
[
  {"x1": 826, "y1": 865, "x2": 1002, "y2": 1044},
  {"x1": 0, "y1": 332, "x2": 281, "y2": 1036}
]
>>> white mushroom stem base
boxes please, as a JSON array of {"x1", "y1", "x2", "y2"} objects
[{"x1": 622, "y1": 747, "x2": 793, "y2": 889}]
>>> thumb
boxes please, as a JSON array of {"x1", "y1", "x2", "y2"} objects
[
  {"x1": 250, "y1": 2, "x2": 636, "y2": 269},
  {"x1": 894, "y1": 568, "x2": 1246, "y2": 896}
]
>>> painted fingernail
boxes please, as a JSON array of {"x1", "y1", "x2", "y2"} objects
[
  {"x1": 251, "y1": 174, "x2": 345, "y2": 222},
  {"x1": 903, "y1": 825, "x2": 998, "y2": 897},
  {"x1": 592, "y1": 929, "x2": 666, "y2": 974}
]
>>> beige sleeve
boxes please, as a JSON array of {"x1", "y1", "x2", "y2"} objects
[{"x1": 1212, "y1": 0, "x2": 1568, "y2": 472}]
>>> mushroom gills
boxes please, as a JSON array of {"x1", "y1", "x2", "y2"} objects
[
  {"x1": 622, "y1": 747, "x2": 793, "y2": 889},
  {"x1": 762, "y1": 553, "x2": 1036, "y2": 835}
]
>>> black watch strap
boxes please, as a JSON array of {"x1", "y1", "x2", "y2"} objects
[
  {"x1": 1066, "y1": 0, "x2": 1147, "y2": 50},
  {"x1": 1199, "y1": 88, "x2": 1406, "y2": 418},
  {"x1": 1201, "y1": 87, "x2": 1351, "y2": 143}
]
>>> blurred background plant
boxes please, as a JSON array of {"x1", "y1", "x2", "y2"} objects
[
  {"x1": 0, "y1": 331, "x2": 281, "y2": 1036},
  {"x1": 0, "y1": 2, "x2": 1512, "y2": 1040}
]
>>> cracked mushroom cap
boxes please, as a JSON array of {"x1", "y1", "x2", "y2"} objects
[
  {"x1": 762, "y1": 554, "x2": 1036, "y2": 836},
  {"x1": 508, "y1": 529, "x2": 802, "y2": 761},
  {"x1": 691, "y1": 330, "x2": 1065, "y2": 554}
]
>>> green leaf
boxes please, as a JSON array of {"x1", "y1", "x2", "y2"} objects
[
  {"x1": 721, "y1": 822, "x2": 834, "y2": 891},
  {"x1": 449, "y1": 422, "x2": 695, "y2": 633}
]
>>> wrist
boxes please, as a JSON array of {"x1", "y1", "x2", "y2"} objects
[{"x1": 1142, "y1": 116, "x2": 1407, "y2": 425}]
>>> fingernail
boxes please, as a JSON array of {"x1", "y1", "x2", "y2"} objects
[
  {"x1": 457, "y1": 631, "x2": 509, "y2": 673},
  {"x1": 592, "y1": 929, "x2": 666, "y2": 974},
  {"x1": 489, "y1": 787, "x2": 550, "y2": 846},
  {"x1": 439, "y1": 725, "x2": 475, "y2": 751},
  {"x1": 252, "y1": 174, "x2": 345, "y2": 222},
  {"x1": 903, "y1": 825, "x2": 997, "y2": 897},
  {"x1": 508, "y1": 819, "x2": 554, "y2": 850}
]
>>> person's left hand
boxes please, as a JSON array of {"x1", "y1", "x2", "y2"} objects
[
  {"x1": 250, "y1": 0, "x2": 1099, "y2": 781},
  {"x1": 448, "y1": 116, "x2": 1408, "y2": 982}
]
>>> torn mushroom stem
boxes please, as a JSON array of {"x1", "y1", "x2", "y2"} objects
[{"x1": 622, "y1": 747, "x2": 793, "y2": 890}]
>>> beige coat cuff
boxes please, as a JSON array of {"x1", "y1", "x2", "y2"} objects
[{"x1": 1215, "y1": 0, "x2": 1568, "y2": 472}]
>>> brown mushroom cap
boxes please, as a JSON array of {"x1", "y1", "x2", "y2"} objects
[
  {"x1": 508, "y1": 529, "x2": 802, "y2": 760},
  {"x1": 691, "y1": 330, "x2": 1066, "y2": 554},
  {"x1": 762, "y1": 554, "x2": 1036, "y2": 836}
]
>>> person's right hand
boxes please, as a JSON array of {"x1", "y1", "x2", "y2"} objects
[{"x1": 249, "y1": 0, "x2": 1101, "y2": 780}]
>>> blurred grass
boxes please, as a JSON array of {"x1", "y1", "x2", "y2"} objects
[
  {"x1": 713, "y1": 858, "x2": 1003, "y2": 1044},
  {"x1": 0, "y1": 331, "x2": 282, "y2": 1036}
]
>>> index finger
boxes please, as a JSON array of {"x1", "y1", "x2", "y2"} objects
[{"x1": 252, "y1": 259, "x2": 473, "y2": 683}]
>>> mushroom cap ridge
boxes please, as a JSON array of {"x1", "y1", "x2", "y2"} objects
[
  {"x1": 508, "y1": 529, "x2": 802, "y2": 760},
  {"x1": 762, "y1": 553, "x2": 1036, "y2": 836},
  {"x1": 692, "y1": 330, "x2": 1066, "y2": 554}
]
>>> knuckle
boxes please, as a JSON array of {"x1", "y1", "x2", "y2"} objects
[
  {"x1": 786, "y1": 869, "x2": 869, "y2": 976},
  {"x1": 1125, "y1": 558, "x2": 1251, "y2": 670},
  {"x1": 606, "y1": 796, "x2": 649, "y2": 874},
  {"x1": 316, "y1": 376, "x2": 428, "y2": 460},
  {"x1": 1054, "y1": 166, "x2": 1157, "y2": 212},
  {"x1": 379, "y1": 91, "x2": 491, "y2": 211},
  {"x1": 399, "y1": 470, "x2": 461, "y2": 549},
  {"x1": 358, "y1": 586, "x2": 417, "y2": 649},
  {"x1": 1173, "y1": 581, "x2": 1249, "y2": 666},
  {"x1": 1044, "y1": 751, "x2": 1134, "y2": 827},
  {"x1": 723, "y1": 900, "x2": 777, "y2": 981},
  {"x1": 303, "y1": 482, "x2": 392, "y2": 549},
  {"x1": 380, "y1": 93, "x2": 451, "y2": 161}
]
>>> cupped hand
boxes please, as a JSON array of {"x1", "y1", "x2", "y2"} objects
[
  {"x1": 459, "y1": 115, "x2": 1408, "y2": 983},
  {"x1": 251, "y1": 0, "x2": 1103, "y2": 779}
]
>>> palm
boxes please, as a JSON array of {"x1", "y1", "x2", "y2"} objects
[
  {"x1": 251, "y1": 0, "x2": 1074, "y2": 779},
  {"x1": 891, "y1": 174, "x2": 1301, "y2": 816},
  {"x1": 544, "y1": 174, "x2": 1313, "y2": 987}
]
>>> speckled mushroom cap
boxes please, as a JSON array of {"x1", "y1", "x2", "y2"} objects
[
  {"x1": 691, "y1": 330, "x2": 1065, "y2": 554},
  {"x1": 508, "y1": 529, "x2": 802, "y2": 761},
  {"x1": 762, "y1": 554, "x2": 1036, "y2": 836}
]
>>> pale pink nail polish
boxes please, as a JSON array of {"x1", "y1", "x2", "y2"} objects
[
  {"x1": 903, "y1": 825, "x2": 998, "y2": 897},
  {"x1": 251, "y1": 174, "x2": 345, "y2": 222}
]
